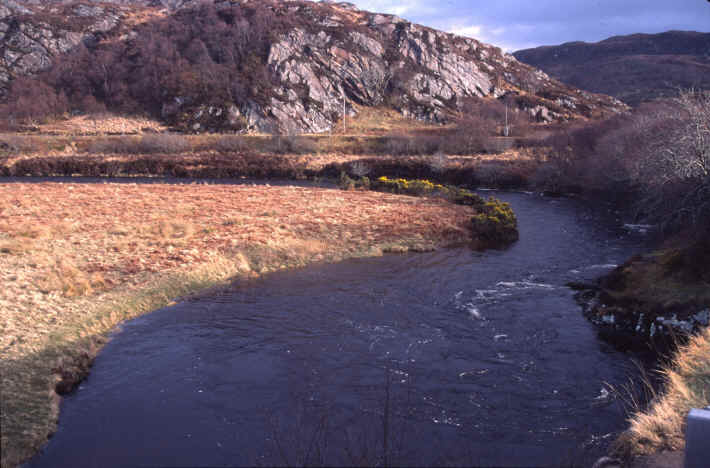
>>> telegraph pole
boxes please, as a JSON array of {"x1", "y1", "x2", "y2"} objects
[{"x1": 342, "y1": 89, "x2": 346, "y2": 134}]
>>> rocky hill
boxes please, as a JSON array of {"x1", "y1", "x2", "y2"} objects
[
  {"x1": 1, "y1": 0, "x2": 627, "y2": 133},
  {"x1": 514, "y1": 31, "x2": 710, "y2": 107}
]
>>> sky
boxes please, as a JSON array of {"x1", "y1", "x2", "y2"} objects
[{"x1": 349, "y1": 0, "x2": 710, "y2": 52}]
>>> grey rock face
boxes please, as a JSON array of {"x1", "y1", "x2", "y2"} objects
[
  {"x1": 251, "y1": 4, "x2": 514, "y2": 132},
  {"x1": 0, "y1": 1, "x2": 122, "y2": 97}
]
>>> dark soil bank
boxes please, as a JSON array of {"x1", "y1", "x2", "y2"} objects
[
  {"x1": 27, "y1": 193, "x2": 651, "y2": 467},
  {"x1": 1, "y1": 152, "x2": 536, "y2": 189}
]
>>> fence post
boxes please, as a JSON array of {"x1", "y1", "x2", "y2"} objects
[{"x1": 684, "y1": 407, "x2": 710, "y2": 468}]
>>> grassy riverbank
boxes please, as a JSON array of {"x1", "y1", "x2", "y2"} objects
[
  {"x1": 598, "y1": 240, "x2": 710, "y2": 462},
  {"x1": 615, "y1": 327, "x2": 710, "y2": 460},
  {"x1": 0, "y1": 181, "x2": 480, "y2": 468},
  {"x1": 579, "y1": 240, "x2": 710, "y2": 346},
  {"x1": 572, "y1": 238, "x2": 710, "y2": 463}
]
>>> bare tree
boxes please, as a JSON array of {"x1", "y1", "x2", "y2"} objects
[
  {"x1": 350, "y1": 160, "x2": 370, "y2": 177},
  {"x1": 631, "y1": 90, "x2": 710, "y2": 232}
]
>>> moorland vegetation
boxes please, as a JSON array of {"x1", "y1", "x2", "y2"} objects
[{"x1": 0, "y1": 0, "x2": 708, "y2": 466}]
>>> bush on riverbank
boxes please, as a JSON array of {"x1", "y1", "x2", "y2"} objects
[
  {"x1": 370, "y1": 176, "x2": 487, "y2": 208},
  {"x1": 470, "y1": 199, "x2": 519, "y2": 248},
  {"x1": 362, "y1": 176, "x2": 518, "y2": 248},
  {"x1": 537, "y1": 89, "x2": 710, "y2": 235}
]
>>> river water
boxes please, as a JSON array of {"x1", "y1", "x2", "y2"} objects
[{"x1": 27, "y1": 192, "x2": 649, "y2": 467}]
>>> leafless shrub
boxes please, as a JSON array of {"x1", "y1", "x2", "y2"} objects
[
  {"x1": 622, "y1": 90, "x2": 710, "y2": 231},
  {"x1": 540, "y1": 89, "x2": 710, "y2": 234},
  {"x1": 140, "y1": 134, "x2": 191, "y2": 153},
  {"x1": 530, "y1": 163, "x2": 566, "y2": 194},
  {"x1": 428, "y1": 150, "x2": 448, "y2": 173},
  {"x1": 482, "y1": 137, "x2": 513, "y2": 155},
  {"x1": 350, "y1": 160, "x2": 370, "y2": 177},
  {"x1": 87, "y1": 134, "x2": 191, "y2": 154},
  {"x1": 213, "y1": 135, "x2": 247, "y2": 153},
  {"x1": 448, "y1": 114, "x2": 491, "y2": 154},
  {"x1": 383, "y1": 135, "x2": 413, "y2": 156},
  {"x1": 475, "y1": 163, "x2": 505, "y2": 188},
  {"x1": 266, "y1": 135, "x2": 318, "y2": 154},
  {"x1": 451, "y1": 97, "x2": 533, "y2": 155},
  {"x1": 0, "y1": 136, "x2": 32, "y2": 154}
]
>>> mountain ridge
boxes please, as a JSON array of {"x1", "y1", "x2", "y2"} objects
[{"x1": 514, "y1": 30, "x2": 710, "y2": 106}]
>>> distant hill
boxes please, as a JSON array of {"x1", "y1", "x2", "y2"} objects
[
  {"x1": 1, "y1": 0, "x2": 626, "y2": 133},
  {"x1": 514, "y1": 31, "x2": 710, "y2": 107}
]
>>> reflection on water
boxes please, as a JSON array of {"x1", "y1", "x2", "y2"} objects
[{"x1": 27, "y1": 192, "x2": 648, "y2": 467}]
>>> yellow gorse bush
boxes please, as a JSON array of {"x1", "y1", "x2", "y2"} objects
[{"x1": 372, "y1": 176, "x2": 518, "y2": 248}]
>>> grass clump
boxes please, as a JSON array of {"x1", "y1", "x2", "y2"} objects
[{"x1": 613, "y1": 327, "x2": 710, "y2": 459}]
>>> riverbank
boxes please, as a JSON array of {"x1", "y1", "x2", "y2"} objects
[
  {"x1": 0, "y1": 132, "x2": 540, "y2": 190},
  {"x1": 586, "y1": 240, "x2": 710, "y2": 463},
  {"x1": 615, "y1": 326, "x2": 710, "y2": 462},
  {"x1": 575, "y1": 240, "x2": 710, "y2": 348},
  {"x1": 0, "y1": 181, "x2": 479, "y2": 468},
  {"x1": 572, "y1": 236, "x2": 710, "y2": 464}
]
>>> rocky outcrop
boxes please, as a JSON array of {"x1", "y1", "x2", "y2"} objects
[
  {"x1": 2, "y1": 0, "x2": 628, "y2": 133},
  {"x1": 0, "y1": 0, "x2": 124, "y2": 97}
]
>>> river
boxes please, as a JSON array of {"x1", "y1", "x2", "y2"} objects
[{"x1": 26, "y1": 191, "x2": 649, "y2": 467}]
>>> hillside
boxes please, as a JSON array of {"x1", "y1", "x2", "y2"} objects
[
  {"x1": 1, "y1": 0, "x2": 626, "y2": 133},
  {"x1": 514, "y1": 31, "x2": 710, "y2": 107}
]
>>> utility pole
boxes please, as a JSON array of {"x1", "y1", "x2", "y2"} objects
[
  {"x1": 504, "y1": 104, "x2": 509, "y2": 137},
  {"x1": 342, "y1": 88, "x2": 346, "y2": 134}
]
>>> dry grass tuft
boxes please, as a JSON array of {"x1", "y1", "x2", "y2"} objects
[
  {"x1": 147, "y1": 219, "x2": 195, "y2": 241},
  {"x1": 614, "y1": 327, "x2": 710, "y2": 458},
  {"x1": 35, "y1": 259, "x2": 105, "y2": 298},
  {"x1": 32, "y1": 113, "x2": 168, "y2": 136},
  {"x1": 0, "y1": 238, "x2": 35, "y2": 255},
  {"x1": 334, "y1": 105, "x2": 448, "y2": 136}
]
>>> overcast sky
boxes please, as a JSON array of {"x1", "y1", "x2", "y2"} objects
[{"x1": 349, "y1": 0, "x2": 710, "y2": 51}]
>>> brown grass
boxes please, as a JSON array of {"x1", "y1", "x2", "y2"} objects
[
  {"x1": 332, "y1": 105, "x2": 453, "y2": 136},
  {"x1": 613, "y1": 327, "x2": 710, "y2": 458},
  {"x1": 31, "y1": 114, "x2": 168, "y2": 136},
  {"x1": 0, "y1": 181, "x2": 472, "y2": 468}
]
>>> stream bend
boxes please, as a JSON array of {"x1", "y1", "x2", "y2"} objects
[{"x1": 27, "y1": 192, "x2": 648, "y2": 467}]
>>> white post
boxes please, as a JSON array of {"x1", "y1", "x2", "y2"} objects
[
  {"x1": 685, "y1": 408, "x2": 710, "y2": 468},
  {"x1": 342, "y1": 90, "x2": 346, "y2": 134}
]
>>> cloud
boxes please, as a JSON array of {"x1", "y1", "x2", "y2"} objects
[
  {"x1": 446, "y1": 23, "x2": 529, "y2": 52},
  {"x1": 349, "y1": 0, "x2": 710, "y2": 51},
  {"x1": 448, "y1": 25, "x2": 482, "y2": 38},
  {"x1": 351, "y1": 0, "x2": 431, "y2": 17}
]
